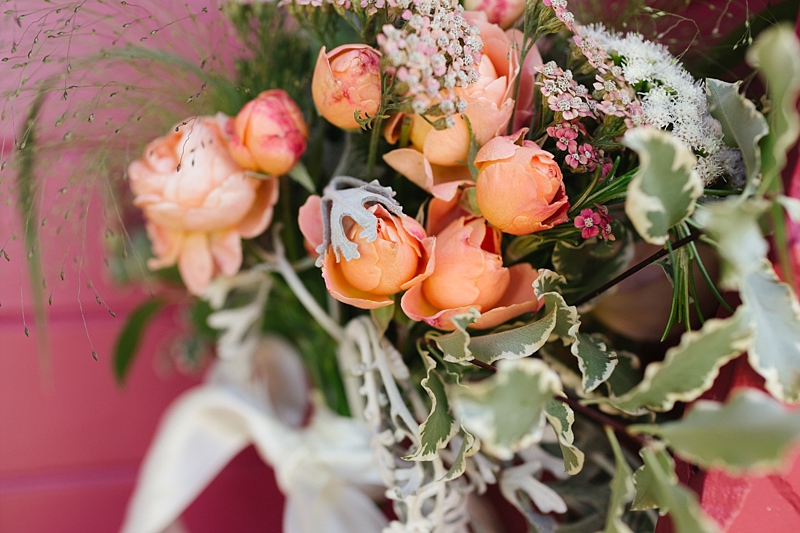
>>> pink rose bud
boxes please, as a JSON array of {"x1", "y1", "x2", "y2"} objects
[
  {"x1": 401, "y1": 216, "x2": 541, "y2": 330},
  {"x1": 312, "y1": 44, "x2": 382, "y2": 130},
  {"x1": 463, "y1": 0, "x2": 525, "y2": 29},
  {"x1": 227, "y1": 89, "x2": 309, "y2": 176},
  {"x1": 129, "y1": 115, "x2": 279, "y2": 295},
  {"x1": 475, "y1": 130, "x2": 569, "y2": 235},
  {"x1": 299, "y1": 199, "x2": 433, "y2": 309}
]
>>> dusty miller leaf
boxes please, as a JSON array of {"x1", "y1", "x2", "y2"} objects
[
  {"x1": 317, "y1": 176, "x2": 403, "y2": 263},
  {"x1": 603, "y1": 427, "x2": 635, "y2": 533},
  {"x1": 608, "y1": 308, "x2": 752, "y2": 414},
  {"x1": 451, "y1": 359, "x2": 561, "y2": 459},
  {"x1": 705, "y1": 78, "x2": 768, "y2": 196},
  {"x1": 623, "y1": 128, "x2": 703, "y2": 245},
  {"x1": 405, "y1": 353, "x2": 457, "y2": 461},
  {"x1": 631, "y1": 389, "x2": 800, "y2": 472},
  {"x1": 639, "y1": 446, "x2": 719, "y2": 533},
  {"x1": 747, "y1": 24, "x2": 800, "y2": 193},
  {"x1": 544, "y1": 399, "x2": 585, "y2": 475}
]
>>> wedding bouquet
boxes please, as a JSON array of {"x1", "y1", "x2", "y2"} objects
[{"x1": 4, "y1": 0, "x2": 800, "y2": 531}]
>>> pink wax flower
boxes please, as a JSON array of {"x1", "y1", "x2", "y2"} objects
[
  {"x1": 383, "y1": 12, "x2": 535, "y2": 200},
  {"x1": 227, "y1": 89, "x2": 309, "y2": 176},
  {"x1": 574, "y1": 204, "x2": 615, "y2": 241},
  {"x1": 474, "y1": 130, "x2": 569, "y2": 235},
  {"x1": 298, "y1": 197, "x2": 433, "y2": 309},
  {"x1": 129, "y1": 115, "x2": 279, "y2": 295},
  {"x1": 401, "y1": 216, "x2": 541, "y2": 330},
  {"x1": 312, "y1": 44, "x2": 382, "y2": 129}
]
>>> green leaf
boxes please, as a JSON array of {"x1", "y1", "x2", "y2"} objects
[
  {"x1": 424, "y1": 309, "x2": 480, "y2": 363},
  {"x1": 694, "y1": 198, "x2": 770, "y2": 289},
  {"x1": 741, "y1": 267, "x2": 800, "y2": 402},
  {"x1": 747, "y1": 24, "x2": 800, "y2": 194},
  {"x1": 370, "y1": 301, "x2": 394, "y2": 336},
  {"x1": 405, "y1": 354, "x2": 457, "y2": 461},
  {"x1": 608, "y1": 309, "x2": 752, "y2": 414},
  {"x1": 113, "y1": 298, "x2": 166, "y2": 385},
  {"x1": 428, "y1": 305, "x2": 557, "y2": 364},
  {"x1": 631, "y1": 448, "x2": 674, "y2": 512},
  {"x1": 623, "y1": 128, "x2": 703, "y2": 245},
  {"x1": 451, "y1": 359, "x2": 561, "y2": 459},
  {"x1": 440, "y1": 426, "x2": 476, "y2": 482},
  {"x1": 632, "y1": 389, "x2": 800, "y2": 473},
  {"x1": 544, "y1": 399, "x2": 585, "y2": 475},
  {"x1": 571, "y1": 333, "x2": 618, "y2": 394},
  {"x1": 603, "y1": 427, "x2": 635, "y2": 533},
  {"x1": 463, "y1": 114, "x2": 480, "y2": 180},
  {"x1": 705, "y1": 78, "x2": 768, "y2": 197},
  {"x1": 286, "y1": 162, "x2": 316, "y2": 193},
  {"x1": 639, "y1": 446, "x2": 719, "y2": 533},
  {"x1": 552, "y1": 235, "x2": 634, "y2": 298}
]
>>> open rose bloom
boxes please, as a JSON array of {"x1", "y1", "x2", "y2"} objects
[
  {"x1": 129, "y1": 115, "x2": 279, "y2": 295},
  {"x1": 401, "y1": 207, "x2": 542, "y2": 330}
]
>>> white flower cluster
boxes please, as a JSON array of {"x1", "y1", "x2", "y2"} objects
[
  {"x1": 378, "y1": 0, "x2": 482, "y2": 117},
  {"x1": 580, "y1": 24, "x2": 741, "y2": 185}
]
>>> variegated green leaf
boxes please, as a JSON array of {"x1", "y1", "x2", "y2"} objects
[
  {"x1": 632, "y1": 389, "x2": 800, "y2": 472},
  {"x1": 639, "y1": 446, "x2": 718, "y2": 533},
  {"x1": 603, "y1": 427, "x2": 635, "y2": 533},
  {"x1": 747, "y1": 24, "x2": 800, "y2": 193},
  {"x1": 544, "y1": 399, "x2": 585, "y2": 475},
  {"x1": 552, "y1": 235, "x2": 634, "y2": 297},
  {"x1": 741, "y1": 268, "x2": 800, "y2": 403},
  {"x1": 623, "y1": 128, "x2": 703, "y2": 245},
  {"x1": 429, "y1": 306, "x2": 557, "y2": 365},
  {"x1": 705, "y1": 78, "x2": 768, "y2": 196},
  {"x1": 694, "y1": 199, "x2": 770, "y2": 289},
  {"x1": 404, "y1": 354, "x2": 457, "y2": 461},
  {"x1": 424, "y1": 309, "x2": 479, "y2": 363},
  {"x1": 608, "y1": 309, "x2": 752, "y2": 414},
  {"x1": 631, "y1": 447, "x2": 673, "y2": 512},
  {"x1": 533, "y1": 269, "x2": 568, "y2": 296},
  {"x1": 572, "y1": 333, "x2": 618, "y2": 394},
  {"x1": 451, "y1": 359, "x2": 561, "y2": 459},
  {"x1": 440, "y1": 426, "x2": 477, "y2": 482}
]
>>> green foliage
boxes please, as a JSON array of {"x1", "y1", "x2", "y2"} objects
[
  {"x1": 638, "y1": 446, "x2": 718, "y2": 533},
  {"x1": 705, "y1": 79, "x2": 768, "y2": 197},
  {"x1": 440, "y1": 426, "x2": 476, "y2": 482},
  {"x1": 632, "y1": 390, "x2": 800, "y2": 472},
  {"x1": 451, "y1": 359, "x2": 561, "y2": 459},
  {"x1": 113, "y1": 298, "x2": 166, "y2": 385},
  {"x1": 602, "y1": 428, "x2": 635, "y2": 533},
  {"x1": 623, "y1": 128, "x2": 703, "y2": 245},
  {"x1": 544, "y1": 400, "x2": 585, "y2": 475},
  {"x1": 405, "y1": 354, "x2": 457, "y2": 461},
  {"x1": 607, "y1": 308, "x2": 752, "y2": 414}
]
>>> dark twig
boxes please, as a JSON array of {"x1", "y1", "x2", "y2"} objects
[{"x1": 568, "y1": 231, "x2": 703, "y2": 308}]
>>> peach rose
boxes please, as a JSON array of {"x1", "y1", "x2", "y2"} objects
[
  {"x1": 401, "y1": 216, "x2": 541, "y2": 330},
  {"x1": 475, "y1": 130, "x2": 569, "y2": 235},
  {"x1": 464, "y1": 0, "x2": 525, "y2": 29},
  {"x1": 129, "y1": 115, "x2": 278, "y2": 295},
  {"x1": 298, "y1": 197, "x2": 433, "y2": 309},
  {"x1": 312, "y1": 44, "x2": 382, "y2": 129},
  {"x1": 383, "y1": 12, "x2": 528, "y2": 200},
  {"x1": 227, "y1": 89, "x2": 308, "y2": 176}
]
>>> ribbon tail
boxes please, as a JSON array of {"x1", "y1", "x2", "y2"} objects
[
  {"x1": 120, "y1": 386, "x2": 270, "y2": 533},
  {"x1": 283, "y1": 482, "x2": 388, "y2": 533}
]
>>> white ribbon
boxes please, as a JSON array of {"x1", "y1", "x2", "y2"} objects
[{"x1": 121, "y1": 335, "x2": 387, "y2": 533}]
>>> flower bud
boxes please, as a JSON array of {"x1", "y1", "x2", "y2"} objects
[
  {"x1": 312, "y1": 44, "x2": 382, "y2": 129},
  {"x1": 463, "y1": 0, "x2": 525, "y2": 29},
  {"x1": 475, "y1": 130, "x2": 569, "y2": 235},
  {"x1": 227, "y1": 89, "x2": 308, "y2": 176}
]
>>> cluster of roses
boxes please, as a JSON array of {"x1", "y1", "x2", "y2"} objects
[{"x1": 128, "y1": 8, "x2": 581, "y2": 331}]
